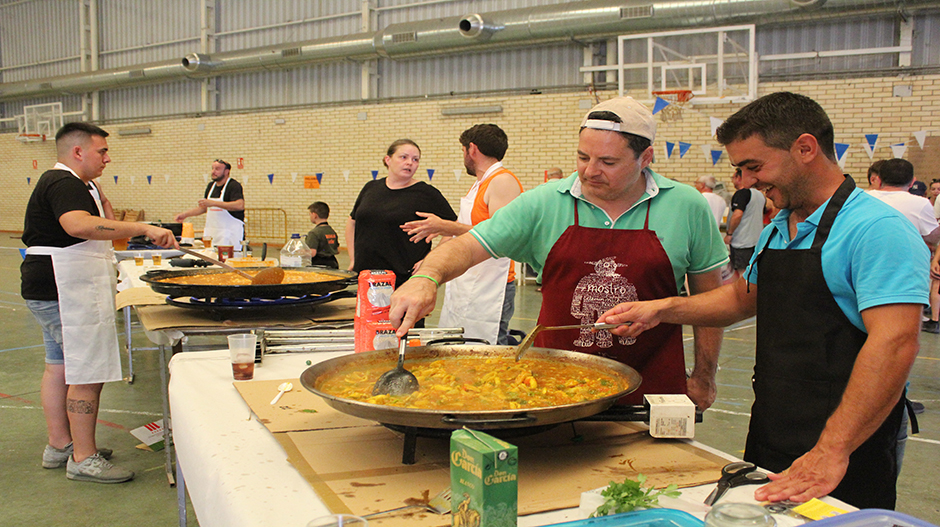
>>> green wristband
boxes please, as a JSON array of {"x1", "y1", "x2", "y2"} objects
[{"x1": 411, "y1": 274, "x2": 440, "y2": 288}]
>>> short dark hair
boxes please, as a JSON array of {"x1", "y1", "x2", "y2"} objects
[
  {"x1": 383, "y1": 139, "x2": 420, "y2": 168},
  {"x1": 308, "y1": 201, "x2": 330, "y2": 218},
  {"x1": 876, "y1": 158, "x2": 915, "y2": 187},
  {"x1": 459, "y1": 124, "x2": 508, "y2": 161},
  {"x1": 716, "y1": 92, "x2": 836, "y2": 163},
  {"x1": 214, "y1": 159, "x2": 232, "y2": 171},
  {"x1": 867, "y1": 159, "x2": 886, "y2": 185},
  {"x1": 580, "y1": 111, "x2": 651, "y2": 158},
  {"x1": 55, "y1": 122, "x2": 109, "y2": 143}
]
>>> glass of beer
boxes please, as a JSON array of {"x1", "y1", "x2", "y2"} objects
[
  {"x1": 134, "y1": 253, "x2": 144, "y2": 266},
  {"x1": 202, "y1": 235, "x2": 212, "y2": 248},
  {"x1": 113, "y1": 238, "x2": 129, "y2": 251},
  {"x1": 152, "y1": 254, "x2": 162, "y2": 266},
  {"x1": 228, "y1": 334, "x2": 257, "y2": 381}
]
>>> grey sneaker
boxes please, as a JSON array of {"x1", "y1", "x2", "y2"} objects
[
  {"x1": 66, "y1": 453, "x2": 134, "y2": 483},
  {"x1": 43, "y1": 442, "x2": 113, "y2": 469}
]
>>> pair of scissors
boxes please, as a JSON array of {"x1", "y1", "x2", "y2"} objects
[{"x1": 704, "y1": 461, "x2": 770, "y2": 505}]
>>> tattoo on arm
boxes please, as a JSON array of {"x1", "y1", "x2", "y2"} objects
[
  {"x1": 66, "y1": 399, "x2": 96, "y2": 414},
  {"x1": 95, "y1": 225, "x2": 116, "y2": 232}
]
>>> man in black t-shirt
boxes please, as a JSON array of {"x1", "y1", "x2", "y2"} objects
[
  {"x1": 22, "y1": 122, "x2": 176, "y2": 484},
  {"x1": 174, "y1": 159, "x2": 245, "y2": 248}
]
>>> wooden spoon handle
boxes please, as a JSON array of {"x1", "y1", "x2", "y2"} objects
[{"x1": 178, "y1": 247, "x2": 253, "y2": 279}]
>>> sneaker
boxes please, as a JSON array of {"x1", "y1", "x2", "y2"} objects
[
  {"x1": 43, "y1": 442, "x2": 113, "y2": 469},
  {"x1": 66, "y1": 453, "x2": 134, "y2": 483},
  {"x1": 911, "y1": 401, "x2": 926, "y2": 415},
  {"x1": 922, "y1": 320, "x2": 940, "y2": 334}
]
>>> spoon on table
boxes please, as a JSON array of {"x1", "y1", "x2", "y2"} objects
[
  {"x1": 270, "y1": 381, "x2": 293, "y2": 405},
  {"x1": 515, "y1": 322, "x2": 625, "y2": 360},
  {"x1": 177, "y1": 247, "x2": 284, "y2": 285},
  {"x1": 372, "y1": 338, "x2": 419, "y2": 397}
]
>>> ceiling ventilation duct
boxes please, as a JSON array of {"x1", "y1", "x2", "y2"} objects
[{"x1": 1, "y1": 0, "x2": 936, "y2": 102}]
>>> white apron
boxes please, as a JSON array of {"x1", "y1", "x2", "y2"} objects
[
  {"x1": 438, "y1": 174, "x2": 511, "y2": 344},
  {"x1": 204, "y1": 177, "x2": 244, "y2": 250},
  {"x1": 27, "y1": 180, "x2": 121, "y2": 385}
]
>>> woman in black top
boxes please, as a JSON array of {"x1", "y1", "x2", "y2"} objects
[{"x1": 346, "y1": 139, "x2": 456, "y2": 289}]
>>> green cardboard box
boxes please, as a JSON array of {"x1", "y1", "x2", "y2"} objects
[{"x1": 450, "y1": 429, "x2": 518, "y2": 527}]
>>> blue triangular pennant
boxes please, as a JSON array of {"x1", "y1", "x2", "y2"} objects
[
  {"x1": 427, "y1": 169, "x2": 434, "y2": 181},
  {"x1": 147, "y1": 175, "x2": 152, "y2": 185},
  {"x1": 666, "y1": 141, "x2": 675, "y2": 158},
  {"x1": 316, "y1": 172, "x2": 323, "y2": 184},
  {"x1": 834, "y1": 143, "x2": 850, "y2": 161},
  {"x1": 113, "y1": 176, "x2": 118, "y2": 184},
  {"x1": 711, "y1": 149, "x2": 723, "y2": 166},
  {"x1": 678, "y1": 142, "x2": 691, "y2": 158},
  {"x1": 652, "y1": 97, "x2": 670, "y2": 115},
  {"x1": 267, "y1": 173, "x2": 274, "y2": 184},
  {"x1": 371, "y1": 170, "x2": 378, "y2": 180},
  {"x1": 865, "y1": 134, "x2": 879, "y2": 149},
  {"x1": 27, "y1": 177, "x2": 31, "y2": 185}
]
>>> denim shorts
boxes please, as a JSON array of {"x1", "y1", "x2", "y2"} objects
[{"x1": 26, "y1": 300, "x2": 65, "y2": 364}]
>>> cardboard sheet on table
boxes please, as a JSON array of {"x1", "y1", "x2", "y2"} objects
[
  {"x1": 279, "y1": 421, "x2": 727, "y2": 526},
  {"x1": 134, "y1": 296, "x2": 355, "y2": 331},
  {"x1": 235, "y1": 378, "x2": 375, "y2": 433},
  {"x1": 115, "y1": 286, "x2": 166, "y2": 310}
]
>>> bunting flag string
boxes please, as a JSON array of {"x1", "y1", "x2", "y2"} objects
[
  {"x1": 891, "y1": 143, "x2": 907, "y2": 159},
  {"x1": 709, "y1": 117, "x2": 724, "y2": 137},
  {"x1": 371, "y1": 170, "x2": 379, "y2": 180},
  {"x1": 665, "y1": 141, "x2": 675, "y2": 159},
  {"x1": 27, "y1": 177, "x2": 31, "y2": 185},
  {"x1": 202, "y1": 174, "x2": 209, "y2": 184},
  {"x1": 710, "y1": 149, "x2": 723, "y2": 166},
  {"x1": 147, "y1": 175, "x2": 152, "y2": 185},
  {"x1": 243, "y1": 175, "x2": 250, "y2": 185},
  {"x1": 678, "y1": 142, "x2": 691, "y2": 158},
  {"x1": 699, "y1": 144, "x2": 712, "y2": 162},
  {"x1": 164, "y1": 175, "x2": 171, "y2": 183},
  {"x1": 427, "y1": 168, "x2": 434, "y2": 181},
  {"x1": 316, "y1": 172, "x2": 323, "y2": 184},
  {"x1": 453, "y1": 168, "x2": 462, "y2": 183},
  {"x1": 342, "y1": 170, "x2": 350, "y2": 182},
  {"x1": 865, "y1": 133, "x2": 879, "y2": 153},
  {"x1": 913, "y1": 131, "x2": 928, "y2": 150},
  {"x1": 291, "y1": 172, "x2": 298, "y2": 184},
  {"x1": 114, "y1": 176, "x2": 119, "y2": 184},
  {"x1": 835, "y1": 143, "x2": 850, "y2": 171},
  {"x1": 129, "y1": 175, "x2": 136, "y2": 185},
  {"x1": 863, "y1": 143, "x2": 875, "y2": 160},
  {"x1": 267, "y1": 173, "x2": 274, "y2": 184}
]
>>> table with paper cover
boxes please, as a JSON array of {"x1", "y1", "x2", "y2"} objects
[{"x1": 167, "y1": 349, "x2": 854, "y2": 527}]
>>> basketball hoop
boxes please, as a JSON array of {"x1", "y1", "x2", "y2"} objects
[
  {"x1": 16, "y1": 133, "x2": 46, "y2": 143},
  {"x1": 652, "y1": 90, "x2": 694, "y2": 122}
]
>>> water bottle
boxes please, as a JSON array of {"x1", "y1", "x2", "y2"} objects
[{"x1": 280, "y1": 233, "x2": 311, "y2": 267}]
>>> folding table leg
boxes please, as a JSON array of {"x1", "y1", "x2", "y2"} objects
[
  {"x1": 159, "y1": 343, "x2": 176, "y2": 487},
  {"x1": 123, "y1": 306, "x2": 135, "y2": 384}
]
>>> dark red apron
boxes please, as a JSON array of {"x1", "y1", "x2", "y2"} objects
[
  {"x1": 536, "y1": 197, "x2": 686, "y2": 405},
  {"x1": 747, "y1": 176, "x2": 902, "y2": 509}
]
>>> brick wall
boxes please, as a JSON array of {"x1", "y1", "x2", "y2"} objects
[{"x1": 3, "y1": 74, "x2": 938, "y2": 245}]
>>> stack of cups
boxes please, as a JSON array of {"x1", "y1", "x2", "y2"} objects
[
  {"x1": 354, "y1": 270, "x2": 397, "y2": 353},
  {"x1": 228, "y1": 334, "x2": 257, "y2": 381},
  {"x1": 181, "y1": 223, "x2": 195, "y2": 245}
]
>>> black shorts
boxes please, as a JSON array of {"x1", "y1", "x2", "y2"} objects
[{"x1": 729, "y1": 245, "x2": 755, "y2": 271}]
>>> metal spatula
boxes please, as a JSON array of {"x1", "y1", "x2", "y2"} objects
[{"x1": 514, "y1": 322, "x2": 623, "y2": 360}]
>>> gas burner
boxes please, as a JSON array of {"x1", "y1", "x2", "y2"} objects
[{"x1": 167, "y1": 292, "x2": 334, "y2": 315}]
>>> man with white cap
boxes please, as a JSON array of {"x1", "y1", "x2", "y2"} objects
[{"x1": 389, "y1": 97, "x2": 728, "y2": 409}]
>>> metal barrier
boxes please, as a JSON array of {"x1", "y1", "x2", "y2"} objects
[{"x1": 244, "y1": 208, "x2": 287, "y2": 244}]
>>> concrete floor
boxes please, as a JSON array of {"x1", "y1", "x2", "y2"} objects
[{"x1": 1, "y1": 236, "x2": 937, "y2": 526}]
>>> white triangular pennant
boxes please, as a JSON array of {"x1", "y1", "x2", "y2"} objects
[
  {"x1": 343, "y1": 169, "x2": 350, "y2": 182},
  {"x1": 700, "y1": 144, "x2": 712, "y2": 161},
  {"x1": 838, "y1": 154, "x2": 848, "y2": 171},
  {"x1": 164, "y1": 174, "x2": 171, "y2": 183},
  {"x1": 129, "y1": 176, "x2": 135, "y2": 185},
  {"x1": 243, "y1": 175, "x2": 250, "y2": 185},
  {"x1": 863, "y1": 143, "x2": 875, "y2": 160},
  {"x1": 913, "y1": 131, "x2": 928, "y2": 150},
  {"x1": 203, "y1": 174, "x2": 209, "y2": 184},
  {"x1": 291, "y1": 172, "x2": 298, "y2": 184},
  {"x1": 709, "y1": 117, "x2": 724, "y2": 137},
  {"x1": 453, "y1": 168, "x2": 462, "y2": 183},
  {"x1": 891, "y1": 143, "x2": 907, "y2": 159}
]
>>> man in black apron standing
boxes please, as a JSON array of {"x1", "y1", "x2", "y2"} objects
[{"x1": 601, "y1": 92, "x2": 928, "y2": 509}]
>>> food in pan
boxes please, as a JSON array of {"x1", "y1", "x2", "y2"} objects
[
  {"x1": 157, "y1": 269, "x2": 337, "y2": 286},
  {"x1": 317, "y1": 357, "x2": 624, "y2": 410}
]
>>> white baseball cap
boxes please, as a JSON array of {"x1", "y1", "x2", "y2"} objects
[{"x1": 580, "y1": 96, "x2": 656, "y2": 142}]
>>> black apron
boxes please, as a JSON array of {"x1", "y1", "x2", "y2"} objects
[{"x1": 746, "y1": 176, "x2": 903, "y2": 510}]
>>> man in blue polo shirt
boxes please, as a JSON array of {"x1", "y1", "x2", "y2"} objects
[
  {"x1": 389, "y1": 96, "x2": 728, "y2": 410},
  {"x1": 600, "y1": 92, "x2": 928, "y2": 510}
]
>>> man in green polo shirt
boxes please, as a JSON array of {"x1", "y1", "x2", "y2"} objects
[{"x1": 390, "y1": 96, "x2": 728, "y2": 409}]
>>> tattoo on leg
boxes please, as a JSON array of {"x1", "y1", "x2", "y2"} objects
[{"x1": 67, "y1": 398, "x2": 96, "y2": 414}]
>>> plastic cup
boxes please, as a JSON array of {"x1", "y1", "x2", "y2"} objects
[
  {"x1": 152, "y1": 254, "x2": 162, "y2": 265},
  {"x1": 705, "y1": 503, "x2": 776, "y2": 527},
  {"x1": 307, "y1": 514, "x2": 367, "y2": 527},
  {"x1": 134, "y1": 253, "x2": 144, "y2": 266},
  {"x1": 228, "y1": 334, "x2": 257, "y2": 381},
  {"x1": 202, "y1": 235, "x2": 213, "y2": 248},
  {"x1": 113, "y1": 238, "x2": 129, "y2": 251}
]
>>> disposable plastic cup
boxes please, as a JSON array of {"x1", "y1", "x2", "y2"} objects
[
  {"x1": 705, "y1": 503, "x2": 776, "y2": 527},
  {"x1": 203, "y1": 235, "x2": 213, "y2": 248},
  {"x1": 113, "y1": 238, "x2": 129, "y2": 251},
  {"x1": 306, "y1": 514, "x2": 367, "y2": 527},
  {"x1": 134, "y1": 253, "x2": 144, "y2": 266},
  {"x1": 228, "y1": 334, "x2": 257, "y2": 381},
  {"x1": 152, "y1": 254, "x2": 162, "y2": 265}
]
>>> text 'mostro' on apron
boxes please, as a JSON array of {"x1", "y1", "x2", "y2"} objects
[
  {"x1": 536, "y1": 197, "x2": 686, "y2": 406},
  {"x1": 204, "y1": 177, "x2": 244, "y2": 250},
  {"x1": 27, "y1": 179, "x2": 122, "y2": 385},
  {"x1": 439, "y1": 169, "x2": 513, "y2": 345}
]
